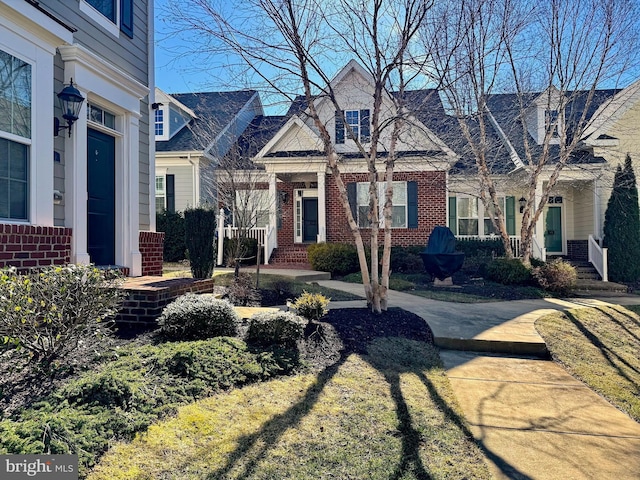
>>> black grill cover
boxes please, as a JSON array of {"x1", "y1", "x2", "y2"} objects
[{"x1": 420, "y1": 226, "x2": 465, "y2": 280}]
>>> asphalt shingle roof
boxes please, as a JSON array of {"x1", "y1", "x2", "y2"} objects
[{"x1": 156, "y1": 90, "x2": 257, "y2": 152}]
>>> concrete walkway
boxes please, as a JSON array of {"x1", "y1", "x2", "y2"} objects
[{"x1": 312, "y1": 278, "x2": 640, "y2": 480}]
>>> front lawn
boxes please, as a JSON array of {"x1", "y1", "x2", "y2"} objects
[
  {"x1": 89, "y1": 338, "x2": 490, "y2": 480},
  {"x1": 535, "y1": 304, "x2": 640, "y2": 422}
]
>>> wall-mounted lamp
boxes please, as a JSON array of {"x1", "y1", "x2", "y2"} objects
[
  {"x1": 53, "y1": 190, "x2": 63, "y2": 205},
  {"x1": 151, "y1": 102, "x2": 164, "y2": 110},
  {"x1": 518, "y1": 196, "x2": 527, "y2": 213},
  {"x1": 54, "y1": 79, "x2": 85, "y2": 137},
  {"x1": 278, "y1": 191, "x2": 288, "y2": 203}
]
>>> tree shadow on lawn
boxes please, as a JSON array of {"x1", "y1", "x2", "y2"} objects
[{"x1": 205, "y1": 307, "x2": 530, "y2": 480}]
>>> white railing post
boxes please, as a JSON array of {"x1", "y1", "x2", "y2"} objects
[
  {"x1": 588, "y1": 234, "x2": 608, "y2": 282},
  {"x1": 217, "y1": 208, "x2": 225, "y2": 266},
  {"x1": 602, "y1": 247, "x2": 608, "y2": 282}
]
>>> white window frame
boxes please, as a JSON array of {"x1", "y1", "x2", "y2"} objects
[
  {"x1": 80, "y1": 0, "x2": 120, "y2": 37},
  {"x1": 456, "y1": 196, "x2": 479, "y2": 235},
  {"x1": 345, "y1": 110, "x2": 361, "y2": 141},
  {"x1": 356, "y1": 181, "x2": 407, "y2": 228},
  {"x1": 87, "y1": 103, "x2": 117, "y2": 131},
  {"x1": 155, "y1": 175, "x2": 166, "y2": 213},
  {"x1": 155, "y1": 109, "x2": 164, "y2": 137},
  {"x1": 0, "y1": 49, "x2": 32, "y2": 222}
]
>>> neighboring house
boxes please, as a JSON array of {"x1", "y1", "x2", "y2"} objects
[
  {"x1": 1, "y1": 0, "x2": 161, "y2": 276},
  {"x1": 154, "y1": 88, "x2": 263, "y2": 213},
  {"x1": 224, "y1": 60, "x2": 457, "y2": 264}
]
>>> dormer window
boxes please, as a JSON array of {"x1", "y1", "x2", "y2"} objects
[
  {"x1": 335, "y1": 109, "x2": 370, "y2": 143},
  {"x1": 155, "y1": 109, "x2": 164, "y2": 136}
]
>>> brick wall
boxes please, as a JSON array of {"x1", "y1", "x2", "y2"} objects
[
  {"x1": 139, "y1": 231, "x2": 165, "y2": 276},
  {"x1": 117, "y1": 277, "x2": 216, "y2": 326},
  {"x1": 0, "y1": 224, "x2": 72, "y2": 271},
  {"x1": 326, "y1": 171, "x2": 447, "y2": 247},
  {"x1": 567, "y1": 240, "x2": 588, "y2": 261}
]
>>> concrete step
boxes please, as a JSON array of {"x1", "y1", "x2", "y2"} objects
[{"x1": 573, "y1": 279, "x2": 628, "y2": 293}]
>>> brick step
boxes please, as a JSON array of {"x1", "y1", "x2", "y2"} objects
[{"x1": 269, "y1": 246, "x2": 310, "y2": 265}]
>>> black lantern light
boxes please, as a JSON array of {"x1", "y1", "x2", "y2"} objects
[
  {"x1": 518, "y1": 196, "x2": 527, "y2": 213},
  {"x1": 54, "y1": 79, "x2": 85, "y2": 137}
]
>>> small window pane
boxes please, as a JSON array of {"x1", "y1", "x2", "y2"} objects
[
  {"x1": 0, "y1": 138, "x2": 28, "y2": 220},
  {"x1": 104, "y1": 111, "x2": 116, "y2": 129},
  {"x1": 155, "y1": 196, "x2": 165, "y2": 214},
  {"x1": 392, "y1": 206, "x2": 406, "y2": 228},
  {"x1": 0, "y1": 50, "x2": 31, "y2": 139},
  {"x1": 89, "y1": 105, "x2": 102, "y2": 123},
  {"x1": 458, "y1": 219, "x2": 478, "y2": 235},
  {"x1": 86, "y1": 0, "x2": 116, "y2": 22},
  {"x1": 358, "y1": 206, "x2": 369, "y2": 227},
  {"x1": 10, "y1": 180, "x2": 27, "y2": 219}
]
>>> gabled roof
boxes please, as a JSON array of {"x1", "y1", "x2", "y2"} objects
[
  {"x1": 222, "y1": 115, "x2": 290, "y2": 169},
  {"x1": 156, "y1": 90, "x2": 259, "y2": 153}
]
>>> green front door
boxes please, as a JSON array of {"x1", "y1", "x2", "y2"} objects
[
  {"x1": 544, "y1": 206, "x2": 562, "y2": 252},
  {"x1": 302, "y1": 198, "x2": 318, "y2": 242},
  {"x1": 87, "y1": 128, "x2": 116, "y2": 265}
]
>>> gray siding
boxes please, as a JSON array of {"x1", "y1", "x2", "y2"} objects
[{"x1": 44, "y1": 0, "x2": 151, "y2": 230}]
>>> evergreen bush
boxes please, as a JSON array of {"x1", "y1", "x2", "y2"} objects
[
  {"x1": 603, "y1": 155, "x2": 640, "y2": 282},
  {"x1": 246, "y1": 311, "x2": 306, "y2": 347},
  {"x1": 156, "y1": 210, "x2": 187, "y2": 262},
  {"x1": 307, "y1": 242, "x2": 358, "y2": 276},
  {"x1": 456, "y1": 238, "x2": 505, "y2": 257},
  {"x1": 485, "y1": 257, "x2": 532, "y2": 285},
  {"x1": 390, "y1": 246, "x2": 425, "y2": 273},
  {"x1": 292, "y1": 290, "x2": 330, "y2": 321},
  {"x1": 158, "y1": 294, "x2": 239, "y2": 340},
  {"x1": 184, "y1": 206, "x2": 216, "y2": 279}
]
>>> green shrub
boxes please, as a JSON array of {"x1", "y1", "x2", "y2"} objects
[
  {"x1": 485, "y1": 258, "x2": 532, "y2": 285},
  {"x1": 0, "y1": 337, "x2": 286, "y2": 475},
  {"x1": 184, "y1": 206, "x2": 216, "y2": 279},
  {"x1": 532, "y1": 259, "x2": 577, "y2": 295},
  {"x1": 156, "y1": 210, "x2": 187, "y2": 262},
  {"x1": 456, "y1": 238, "x2": 505, "y2": 257},
  {"x1": 224, "y1": 237, "x2": 259, "y2": 266},
  {"x1": 292, "y1": 291, "x2": 330, "y2": 321},
  {"x1": 0, "y1": 265, "x2": 124, "y2": 366},
  {"x1": 461, "y1": 255, "x2": 492, "y2": 277},
  {"x1": 390, "y1": 246, "x2": 425, "y2": 274},
  {"x1": 158, "y1": 294, "x2": 239, "y2": 340},
  {"x1": 307, "y1": 243, "x2": 358, "y2": 276},
  {"x1": 246, "y1": 311, "x2": 307, "y2": 347}
]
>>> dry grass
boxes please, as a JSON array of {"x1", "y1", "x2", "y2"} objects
[
  {"x1": 536, "y1": 304, "x2": 640, "y2": 422},
  {"x1": 88, "y1": 338, "x2": 490, "y2": 480}
]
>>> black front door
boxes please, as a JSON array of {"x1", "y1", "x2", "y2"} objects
[
  {"x1": 302, "y1": 198, "x2": 318, "y2": 242},
  {"x1": 87, "y1": 128, "x2": 116, "y2": 265}
]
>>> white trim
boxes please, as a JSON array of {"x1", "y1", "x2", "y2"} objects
[
  {"x1": 255, "y1": 115, "x2": 324, "y2": 159},
  {"x1": 79, "y1": 0, "x2": 120, "y2": 38},
  {"x1": 1, "y1": 0, "x2": 74, "y2": 48},
  {"x1": 583, "y1": 79, "x2": 640, "y2": 142},
  {"x1": 60, "y1": 44, "x2": 147, "y2": 275},
  {"x1": 485, "y1": 107, "x2": 525, "y2": 170}
]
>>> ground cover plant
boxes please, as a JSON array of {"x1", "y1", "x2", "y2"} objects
[
  {"x1": 0, "y1": 335, "x2": 291, "y2": 477},
  {"x1": 536, "y1": 305, "x2": 640, "y2": 422},
  {"x1": 89, "y1": 309, "x2": 491, "y2": 480}
]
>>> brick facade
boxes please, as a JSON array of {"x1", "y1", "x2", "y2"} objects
[
  {"x1": 326, "y1": 171, "x2": 447, "y2": 246},
  {"x1": 139, "y1": 231, "x2": 165, "y2": 276},
  {"x1": 0, "y1": 224, "x2": 72, "y2": 271}
]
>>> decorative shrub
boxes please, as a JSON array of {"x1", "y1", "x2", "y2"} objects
[
  {"x1": 292, "y1": 291, "x2": 330, "y2": 321},
  {"x1": 532, "y1": 259, "x2": 577, "y2": 295},
  {"x1": 461, "y1": 255, "x2": 492, "y2": 277},
  {"x1": 0, "y1": 265, "x2": 124, "y2": 366},
  {"x1": 227, "y1": 272, "x2": 261, "y2": 306},
  {"x1": 224, "y1": 237, "x2": 259, "y2": 266},
  {"x1": 184, "y1": 206, "x2": 216, "y2": 279},
  {"x1": 456, "y1": 238, "x2": 505, "y2": 257},
  {"x1": 156, "y1": 210, "x2": 186, "y2": 262},
  {"x1": 246, "y1": 311, "x2": 307, "y2": 347},
  {"x1": 485, "y1": 257, "x2": 532, "y2": 285},
  {"x1": 390, "y1": 246, "x2": 425, "y2": 274},
  {"x1": 307, "y1": 242, "x2": 359, "y2": 276},
  {"x1": 603, "y1": 154, "x2": 640, "y2": 282},
  {"x1": 158, "y1": 294, "x2": 239, "y2": 340}
]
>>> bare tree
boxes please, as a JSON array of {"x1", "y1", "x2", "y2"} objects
[
  {"x1": 422, "y1": 0, "x2": 639, "y2": 264},
  {"x1": 165, "y1": 0, "x2": 433, "y2": 312}
]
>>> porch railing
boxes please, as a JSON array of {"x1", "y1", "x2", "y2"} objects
[
  {"x1": 588, "y1": 234, "x2": 608, "y2": 282},
  {"x1": 456, "y1": 235, "x2": 521, "y2": 256},
  {"x1": 264, "y1": 225, "x2": 277, "y2": 265}
]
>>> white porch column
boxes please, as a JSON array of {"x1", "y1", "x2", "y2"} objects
[
  {"x1": 593, "y1": 177, "x2": 602, "y2": 239},
  {"x1": 269, "y1": 173, "x2": 277, "y2": 231},
  {"x1": 125, "y1": 114, "x2": 142, "y2": 276},
  {"x1": 534, "y1": 181, "x2": 545, "y2": 248},
  {"x1": 317, "y1": 171, "x2": 326, "y2": 242}
]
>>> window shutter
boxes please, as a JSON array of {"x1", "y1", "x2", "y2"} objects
[
  {"x1": 166, "y1": 174, "x2": 175, "y2": 213},
  {"x1": 448, "y1": 197, "x2": 457, "y2": 234},
  {"x1": 360, "y1": 109, "x2": 370, "y2": 142},
  {"x1": 407, "y1": 181, "x2": 418, "y2": 229},
  {"x1": 335, "y1": 110, "x2": 344, "y2": 144},
  {"x1": 120, "y1": 0, "x2": 134, "y2": 38},
  {"x1": 347, "y1": 183, "x2": 357, "y2": 221},
  {"x1": 505, "y1": 196, "x2": 515, "y2": 236}
]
